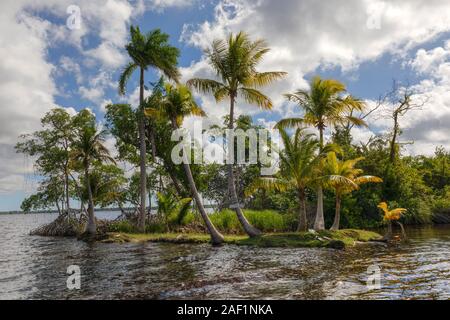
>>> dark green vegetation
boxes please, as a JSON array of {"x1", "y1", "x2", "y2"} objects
[{"x1": 16, "y1": 27, "x2": 449, "y2": 245}]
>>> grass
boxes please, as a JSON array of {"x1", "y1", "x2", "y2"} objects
[
  {"x1": 209, "y1": 209, "x2": 296, "y2": 233},
  {"x1": 102, "y1": 229, "x2": 383, "y2": 250}
]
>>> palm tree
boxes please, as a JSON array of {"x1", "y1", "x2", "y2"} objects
[
  {"x1": 118, "y1": 26, "x2": 180, "y2": 232},
  {"x1": 144, "y1": 83, "x2": 225, "y2": 245},
  {"x1": 322, "y1": 152, "x2": 382, "y2": 230},
  {"x1": 187, "y1": 31, "x2": 287, "y2": 237},
  {"x1": 246, "y1": 128, "x2": 330, "y2": 231},
  {"x1": 72, "y1": 111, "x2": 115, "y2": 235},
  {"x1": 276, "y1": 76, "x2": 366, "y2": 230},
  {"x1": 377, "y1": 202, "x2": 407, "y2": 240}
]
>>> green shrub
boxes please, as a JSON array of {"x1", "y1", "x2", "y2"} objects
[
  {"x1": 107, "y1": 220, "x2": 137, "y2": 233},
  {"x1": 210, "y1": 209, "x2": 294, "y2": 234}
]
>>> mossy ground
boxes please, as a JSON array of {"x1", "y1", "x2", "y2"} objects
[{"x1": 103, "y1": 229, "x2": 383, "y2": 249}]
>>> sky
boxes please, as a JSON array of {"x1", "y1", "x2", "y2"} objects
[{"x1": 0, "y1": 0, "x2": 450, "y2": 211}]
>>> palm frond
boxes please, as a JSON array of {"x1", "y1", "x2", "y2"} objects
[
  {"x1": 354, "y1": 176, "x2": 383, "y2": 185},
  {"x1": 246, "y1": 71, "x2": 287, "y2": 87},
  {"x1": 245, "y1": 178, "x2": 289, "y2": 197},
  {"x1": 274, "y1": 118, "x2": 304, "y2": 130},
  {"x1": 118, "y1": 62, "x2": 138, "y2": 96},
  {"x1": 187, "y1": 78, "x2": 227, "y2": 97},
  {"x1": 239, "y1": 87, "x2": 273, "y2": 109}
]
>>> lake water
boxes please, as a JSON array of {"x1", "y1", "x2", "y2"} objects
[{"x1": 0, "y1": 213, "x2": 449, "y2": 300}]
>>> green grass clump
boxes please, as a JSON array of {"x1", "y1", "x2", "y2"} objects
[{"x1": 210, "y1": 209, "x2": 294, "y2": 233}]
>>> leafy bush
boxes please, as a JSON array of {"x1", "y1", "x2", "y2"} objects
[{"x1": 210, "y1": 209, "x2": 295, "y2": 234}]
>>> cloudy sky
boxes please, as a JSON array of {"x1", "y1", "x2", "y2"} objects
[{"x1": 0, "y1": 0, "x2": 449, "y2": 210}]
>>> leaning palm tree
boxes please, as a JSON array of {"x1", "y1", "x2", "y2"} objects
[
  {"x1": 246, "y1": 128, "x2": 330, "y2": 231},
  {"x1": 378, "y1": 202, "x2": 408, "y2": 241},
  {"x1": 187, "y1": 31, "x2": 287, "y2": 237},
  {"x1": 118, "y1": 26, "x2": 180, "y2": 232},
  {"x1": 276, "y1": 76, "x2": 366, "y2": 230},
  {"x1": 72, "y1": 111, "x2": 115, "y2": 235},
  {"x1": 144, "y1": 83, "x2": 225, "y2": 245},
  {"x1": 322, "y1": 152, "x2": 382, "y2": 230}
]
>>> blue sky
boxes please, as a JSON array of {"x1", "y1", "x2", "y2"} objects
[{"x1": 1, "y1": 0, "x2": 450, "y2": 211}]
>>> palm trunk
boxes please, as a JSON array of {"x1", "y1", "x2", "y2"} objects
[
  {"x1": 137, "y1": 67, "x2": 147, "y2": 233},
  {"x1": 227, "y1": 95, "x2": 261, "y2": 237},
  {"x1": 84, "y1": 162, "x2": 96, "y2": 235},
  {"x1": 297, "y1": 189, "x2": 307, "y2": 232},
  {"x1": 397, "y1": 221, "x2": 407, "y2": 241},
  {"x1": 384, "y1": 221, "x2": 393, "y2": 241},
  {"x1": 314, "y1": 126, "x2": 325, "y2": 231},
  {"x1": 330, "y1": 193, "x2": 341, "y2": 230},
  {"x1": 171, "y1": 118, "x2": 224, "y2": 245},
  {"x1": 167, "y1": 166, "x2": 185, "y2": 197}
]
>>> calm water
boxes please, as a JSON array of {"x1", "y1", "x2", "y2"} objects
[{"x1": 0, "y1": 213, "x2": 449, "y2": 300}]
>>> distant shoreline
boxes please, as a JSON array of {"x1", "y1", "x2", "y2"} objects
[
  {"x1": 0, "y1": 208, "x2": 125, "y2": 215},
  {"x1": 0, "y1": 205, "x2": 218, "y2": 215}
]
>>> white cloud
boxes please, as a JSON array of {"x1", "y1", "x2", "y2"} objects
[
  {"x1": 0, "y1": 0, "x2": 59, "y2": 194},
  {"x1": 180, "y1": 0, "x2": 450, "y2": 155},
  {"x1": 0, "y1": 0, "x2": 139, "y2": 195},
  {"x1": 148, "y1": 0, "x2": 196, "y2": 11}
]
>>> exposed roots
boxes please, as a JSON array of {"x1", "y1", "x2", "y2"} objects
[{"x1": 30, "y1": 214, "x2": 82, "y2": 237}]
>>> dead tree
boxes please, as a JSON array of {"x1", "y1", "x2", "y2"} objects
[{"x1": 382, "y1": 81, "x2": 429, "y2": 163}]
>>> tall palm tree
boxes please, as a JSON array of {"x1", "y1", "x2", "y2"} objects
[
  {"x1": 118, "y1": 26, "x2": 180, "y2": 232},
  {"x1": 246, "y1": 128, "x2": 331, "y2": 231},
  {"x1": 144, "y1": 83, "x2": 225, "y2": 245},
  {"x1": 322, "y1": 152, "x2": 382, "y2": 230},
  {"x1": 187, "y1": 31, "x2": 287, "y2": 237},
  {"x1": 72, "y1": 111, "x2": 115, "y2": 235},
  {"x1": 276, "y1": 76, "x2": 366, "y2": 230}
]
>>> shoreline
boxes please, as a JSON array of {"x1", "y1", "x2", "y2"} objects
[{"x1": 100, "y1": 229, "x2": 385, "y2": 250}]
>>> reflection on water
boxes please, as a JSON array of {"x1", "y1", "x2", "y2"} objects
[{"x1": 0, "y1": 213, "x2": 449, "y2": 300}]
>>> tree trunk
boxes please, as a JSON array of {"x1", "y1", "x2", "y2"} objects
[
  {"x1": 397, "y1": 221, "x2": 407, "y2": 241},
  {"x1": 55, "y1": 201, "x2": 61, "y2": 216},
  {"x1": 227, "y1": 95, "x2": 261, "y2": 237},
  {"x1": 137, "y1": 67, "x2": 147, "y2": 233},
  {"x1": 171, "y1": 118, "x2": 224, "y2": 245},
  {"x1": 314, "y1": 186, "x2": 325, "y2": 231},
  {"x1": 314, "y1": 126, "x2": 325, "y2": 231},
  {"x1": 384, "y1": 221, "x2": 393, "y2": 241},
  {"x1": 84, "y1": 162, "x2": 96, "y2": 235},
  {"x1": 166, "y1": 166, "x2": 185, "y2": 197},
  {"x1": 297, "y1": 189, "x2": 307, "y2": 232},
  {"x1": 65, "y1": 168, "x2": 70, "y2": 214},
  {"x1": 389, "y1": 113, "x2": 399, "y2": 163},
  {"x1": 330, "y1": 193, "x2": 341, "y2": 231}
]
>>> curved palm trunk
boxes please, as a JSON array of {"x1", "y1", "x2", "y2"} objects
[
  {"x1": 397, "y1": 221, "x2": 407, "y2": 241},
  {"x1": 171, "y1": 119, "x2": 224, "y2": 245},
  {"x1": 227, "y1": 95, "x2": 261, "y2": 237},
  {"x1": 137, "y1": 67, "x2": 147, "y2": 233},
  {"x1": 330, "y1": 193, "x2": 341, "y2": 231},
  {"x1": 84, "y1": 162, "x2": 96, "y2": 235},
  {"x1": 314, "y1": 127, "x2": 326, "y2": 231},
  {"x1": 384, "y1": 221, "x2": 393, "y2": 241},
  {"x1": 297, "y1": 189, "x2": 307, "y2": 232}
]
